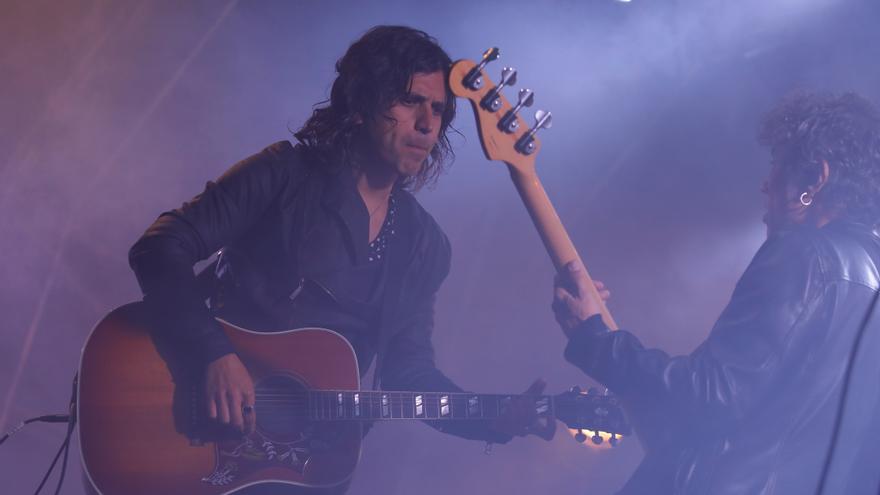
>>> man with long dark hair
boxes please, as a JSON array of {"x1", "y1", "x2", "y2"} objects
[
  {"x1": 129, "y1": 25, "x2": 544, "y2": 493},
  {"x1": 553, "y1": 92, "x2": 880, "y2": 494}
]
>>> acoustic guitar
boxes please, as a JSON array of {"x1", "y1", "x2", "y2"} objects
[{"x1": 77, "y1": 303, "x2": 629, "y2": 494}]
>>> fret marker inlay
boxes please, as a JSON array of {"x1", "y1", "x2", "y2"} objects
[
  {"x1": 468, "y1": 396, "x2": 479, "y2": 417},
  {"x1": 415, "y1": 395, "x2": 424, "y2": 417},
  {"x1": 536, "y1": 397, "x2": 549, "y2": 415}
]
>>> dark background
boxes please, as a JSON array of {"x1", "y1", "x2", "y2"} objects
[{"x1": 2, "y1": 0, "x2": 879, "y2": 493}]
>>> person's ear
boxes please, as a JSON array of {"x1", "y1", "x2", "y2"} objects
[
  {"x1": 799, "y1": 160, "x2": 830, "y2": 207},
  {"x1": 809, "y1": 160, "x2": 831, "y2": 195}
]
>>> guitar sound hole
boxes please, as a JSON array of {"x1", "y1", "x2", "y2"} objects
[{"x1": 254, "y1": 375, "x2": 310, "y2": 442}]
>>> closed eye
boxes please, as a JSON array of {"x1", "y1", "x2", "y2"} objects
[
  {"x1": 401, "y1": 93, "x2": 445, "y2": 115},
  {"x1": 401, "y1": 94, "x2": 423, "y2": 106}
]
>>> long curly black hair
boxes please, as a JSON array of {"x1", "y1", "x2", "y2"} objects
[
  {"x1": 294, "y1": 25, "x2": 456, "y2": 191},
  {"x1": 759, "y1": 91, "x2": 880, "y2": 226}
]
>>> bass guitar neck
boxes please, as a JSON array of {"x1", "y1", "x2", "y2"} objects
[{"x1": 449, "y1": 50, "x2": 618, "y2": 330}]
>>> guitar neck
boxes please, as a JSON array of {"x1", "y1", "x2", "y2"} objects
[
  {"x1": 508, "y1": 166, "x2": 618, "y2": 330},
  {"x1": 303, "y1": 390, "x2": 551, "y2": 422}
]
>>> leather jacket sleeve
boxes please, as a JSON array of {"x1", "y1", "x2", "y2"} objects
[
  {"x1": 128, "y1": 142, "x2": 297, "y2": 364},
  {"x1": 564, "y1": 229, "x2": 826, "y2": 429},
  {"x1": 379, "y1": 221, "x2": 512, "y2": 443}
]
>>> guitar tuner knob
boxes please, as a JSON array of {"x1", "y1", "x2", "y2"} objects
[
  {"x1": 464, "y1": 47, "x2": 501, "y2": 90},
  {"x1": 500, "y1": 67, "x2": 518, "y2": 86},
  {"x1": 483, "y1": 46, "x2": 500, "y2": 62},
  {"x1": 609, "y1": 434, "x2": 619, "y2": 447},
  {"x1": 498, "y1": 88, "x2": 535, "y2": 134},
  {"x1": 591, "y1": 432, "x2": 604, "y2": 445},
  {"x1": 514, "y1": 109, "x2": 552, "y2": 155},
  {"x1": 534, "y1": 109, "x2": 553, "y2": 130},
  {"x1": 518, "y1": 88, "x2": 535, "y2": 107},
  {"x1": 480, "y1": 67, "x2": 518, "y2": 113},
  {"x1": 574, "y1": 430, "x2": 587, "y2": 443}
]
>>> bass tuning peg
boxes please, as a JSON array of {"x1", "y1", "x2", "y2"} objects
[
  {"x1": 498, "y1": 88, "x2": 535, "y2": 134},
  {"x1": 518, "y1": 88, "x2": 535, "y2": 107},
  {"x1": 514, "y1": 109, "x2": 552, "y2": 155},
  {"x1": 534, "y1": 109, "x2": 553, "y2": 130},
  {"x1": 480, "y1": 66, "x2": 518, "y2": 113},
  {"x1": 463, "y1": 47, "x2": 500, "y2": 90}
]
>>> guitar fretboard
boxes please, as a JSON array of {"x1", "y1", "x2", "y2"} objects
[{"x1": 302, "y1": 391, "x2": 551, "y2": 422}]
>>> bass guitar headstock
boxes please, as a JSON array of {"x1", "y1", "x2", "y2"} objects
[
  {"x1": 449, "y1": 47, "x2": 552, "y2": 175},
  {"x1": 554, "y1": 386, "x2": 631, "y2": 446}
]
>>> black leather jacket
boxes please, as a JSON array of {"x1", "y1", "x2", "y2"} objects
[
  {"x1": 130, "y1": 141, "x2": 468, "y2": 400},
  {"x1": 565, "y1": 220, "x2": 880, "y2": 494}
]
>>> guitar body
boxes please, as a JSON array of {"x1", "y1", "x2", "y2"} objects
[{"x1": 78, "y1": 303, "x2": 361, "y2": 495}]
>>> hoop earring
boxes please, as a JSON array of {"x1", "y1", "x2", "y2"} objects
[{"x1": 799, "y1": 192, "x2": 813, "y2": 206}]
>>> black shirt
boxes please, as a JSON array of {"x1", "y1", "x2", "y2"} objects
[{"x1": 278, "y1": 189, "x2": 398, "y2": 374}]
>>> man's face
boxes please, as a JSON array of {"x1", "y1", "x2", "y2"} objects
[
  {"x1": 365, "y1": 71, "x2": 447, "y2": 178},
  {"x1": 761, "y1": 160, "x2": 799, "y2": 237}
]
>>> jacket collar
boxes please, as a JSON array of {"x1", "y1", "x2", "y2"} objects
[{"x1": 319, "y1": 169, "x2": 417, "y2": 263}]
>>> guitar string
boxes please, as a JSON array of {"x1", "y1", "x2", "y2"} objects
[
  {"x1": 249, "y1": 394, "x2": 538, "y2": 402},
  {"x1": 250, "y1": 394, "x2": 513, "y2": 418},
  {"x1": 246, "y1": 396, "x2": 596, "y2": 419},
  {"x1": 228, "y1": 404, "x2": 617, "y2": 429},
  {"x1": 210, "y1": 390, "x2": 606, "y2": 424},
  {"x1": 248, "y1": 391, "x2": 549, "y2": 402},
  {"x1": 251, "y1": 394, "x2": 513, "y2": 402},
  {"x1": 247, "y1": 400, "x2": 590, "y2": 419},
  {"x1": 249, "y1": 398, "x2": 543, "y2": 407},
  {"x1": 249, "y1": 394, "x2": 583, "y2": 412}
]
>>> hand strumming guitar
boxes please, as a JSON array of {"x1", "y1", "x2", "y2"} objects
[
  {"x1": 552, "y1": 261, "x2": 612, "y2": 335},
  {"x1": 205, "y1": 353, "x2": 256, "y2": 434}
]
